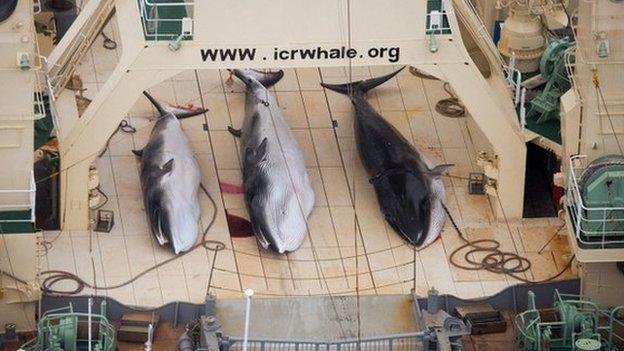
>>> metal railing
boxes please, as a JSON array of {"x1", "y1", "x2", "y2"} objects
[
  {"x1": 503, "y1": 53, "x2": 523, "y2": 106},
  {"x1": 224, "y1": 332, "x2": 425, "y2": 351},
  {"x1": 608, "y1": 306, "x2": 624, "y2": 347},
  {"x1": 0, "y1": 171, "x2": 36, "y2": 225},
  {"x1": 20, "y1": 302, "x2": 116, "y2": 351},
  {"x1": 138, "y1": 0, "x2": 195, "y2": 41},
  {"x1": 47, "y1": 0, "x2": 116, "y2": 98},
  {"x1": 514, "y1": 290, "x2": 612, "y2": 351},
  {"x1": 38, "y1": 56, "x2": 63, "y2": 138},
  {"x1": 33, "y1": 62, "x2": 50, "y2": 120},
  {"x1": 566, "y1": 154, "x2": 624, "y2": 248},
  {"x1": 426, "y1": 0, "x2": 452, "y2": 35}
]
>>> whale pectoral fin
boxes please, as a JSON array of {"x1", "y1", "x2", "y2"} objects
[
  {"x1": 256, "y1": 138, "x2": 268, "y2": 157},
  {"x1": 244, "y1": 138, "x2": 269, "y2": 164},
  {"x1": 429, "y1": 164, "x2": 454, "y2": 179},
  {"x1": 149, "y1": 206, "x2": 169, "y2": 246},
  {"x1": 254, "y1": 226, "x2": 271, "y2": 250},
  {"x1": 159, "y1": 159, "x2": 175, "y2": 176},
  {"x1": 227, "y1": 126, "x2": 242, "y2": 138},
  {"x1": 131, "y1": 149, "x2": 144, "y2": 157}
]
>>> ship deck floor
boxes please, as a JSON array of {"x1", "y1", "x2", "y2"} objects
[{"x1": 39, "y1": 18, "x2": 575, "y2": 307}]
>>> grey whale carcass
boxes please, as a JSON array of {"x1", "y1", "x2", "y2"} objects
[
  {"x1": 134, "y1": 91, "x2": 207, "y2": 254},
  {"x1": 228, "y1": 69, "x2": 315, "y2": 253},
  {"x1": 321, "y1": 67, "x2": 452, "y2": 248}
]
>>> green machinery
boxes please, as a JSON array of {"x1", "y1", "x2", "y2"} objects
[
  {"x1": 527, "y1": 37, "x2": 575, "y2": 124},
  {"x1": 515, "y1": 290, "x2": 624, "y2": 351},
  {"x1": 20, "y1": 301, "x2": 116, "y2": 351},
  {"x1": 578, "y1": 155, "x2": 624, "y2": 237}
]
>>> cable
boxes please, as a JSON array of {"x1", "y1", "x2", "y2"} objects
[
  {"x1": 435, "y1": 82, "x2": 466, "y2": 118},
  {"x1": 0, "y1": 269, "x2": 29, "y2": 286},
  {"x1": 593, "y1": 68, "x2": 623, "y2": 155},
  {"x1": 90, "y1": 186, "x2": 109, "y2": 210},
  {"x1": 39, "y1": 183, "x2": 225, "y2": 295},
  {"x1": 100, "y1": 32, "x2": 117, "y2": 50},
  {"x1": 253, "y1": 73, "x2": 350, "y2": 337},
  {"x1": 97, "y1": 119, "x2": 136, "y2": 157},
  {"x1": 442, "y1": 203, "x2": 575, "y2": 284},
  {"x1": 345, "y1": 0, "x2": 364, "y2": 344},
  {"x1": 409, "y1": 66, "x2": 438, "y2": 80},
  {"x1": 408, "y1": 67, "x2": 466, "y2": 118}
]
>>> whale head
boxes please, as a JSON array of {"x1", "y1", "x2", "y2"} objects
[
  {"x1": 244, "y1": 139, "x2": 308, "y2": 254},
  {"x1": 248, "y1": 176, "x2": 308, "y2": 254},
  {"x1": 372, "y1": 170, "x2": 432, "y2": 246}
]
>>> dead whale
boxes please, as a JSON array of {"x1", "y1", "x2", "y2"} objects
[
  {"x1": 229, "y1": 69, "x2": 315, "y2": 253},
  {"x1": 134, "y1": 91, "x2": 207, "y2": 254},
  {"x1": 0, "y1": 0, "x2": 18, "y2": 22},
  {"x1": 321, "y1": 67, "x2": 452, "y2": 247}
]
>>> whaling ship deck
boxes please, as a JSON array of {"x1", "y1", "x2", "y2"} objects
[{"x1": 33, "y1": 16, "x2": 574, "y2": 327}]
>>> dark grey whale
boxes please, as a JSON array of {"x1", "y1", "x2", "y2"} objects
[
  {"x1": 0, "y1": 0, "x2": 18, "y2": 22},
  {"x1": 321, "y1": 67, "x2": 452, "y2": 247},
  {"x1": 134, "y1": 91, "x2": 207, "y2": 254}
]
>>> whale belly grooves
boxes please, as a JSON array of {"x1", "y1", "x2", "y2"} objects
[{"x1": 233, "y1": 69, "x2": 315, "y2": 253}]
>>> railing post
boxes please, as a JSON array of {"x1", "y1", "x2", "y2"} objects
[
  {"x1": 514, "y1": 71, "x2": 522, "y2": 106},
  {"x1": 88, "y1": 297, "x2": 93, "y2": 351},
  {"x1": 144, "y1": 323, "x2": 153, "y2": 351},
  {"x1": 520, "y1": 88, "x2": 527, "y2": 129},
  {"x1": 602, "y1": 209, "x2": 607, "y2": 249},
  {"x1": 243, "y1": 289, "x2": 254, "y2": 351}
]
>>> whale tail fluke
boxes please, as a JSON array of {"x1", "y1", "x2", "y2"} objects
[
  {"x1": 143, "y1": 91, "x2": 167, "y2": 115},
  {"x1": 232, "y1": 69, "x2": 284, "y2": 88},
  {"x1": 142, "y1": 91, "x2": 208, "y2": 119},
  {"x1": 320, "y1": 66, "x2": 405, "y2": 96}
]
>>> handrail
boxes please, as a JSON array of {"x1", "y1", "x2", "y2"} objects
[
  {"x1": 566, "y1": 154, "x2": 624, "y2": 248},
  {"x1": 608, "y1": 305, "x2": 624, "y2": 346},
  {"x1": 224, "y1": 332, "x2": 425, "y2": 351},
  {"x1": 138, "y1": 0, "x2": 195, "y2": 41},
  {"x1": 514, "y1": 290, "x2": 624, "y2": 351},
  {"x1": 144, "y1": 0, "x2": 194, "y2": 6},
  {"x1": 21, "y1": 306, "x2": 116, "y2": 351},
  {"x1": 0, "y1": 171, "x2": 36, "y2": 224}
]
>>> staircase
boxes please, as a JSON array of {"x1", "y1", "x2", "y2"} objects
[{"x1": 46, "y1": 0, "x2": 116, "y2": 98}]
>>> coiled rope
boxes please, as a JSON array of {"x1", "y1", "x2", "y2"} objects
[
  {"x1": 442, "y1": 204, "x2": 575, "y2": 283},
  {"x1": 435, "y1": 83, "x2": 466, "y2": 118},
  {"x1": 408, "y1": 66, "x2": 466, "y2": 118}
]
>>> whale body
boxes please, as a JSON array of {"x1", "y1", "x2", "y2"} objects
[
  {"x1": 321, "y1": 68, "x2": 452, "y2": 248},
  {"x1": 135, "y1": 91, "x2": 207, "y2": 254},
  {"x1": 229, "y1": 69, "x2": 315, "y2": 253}
]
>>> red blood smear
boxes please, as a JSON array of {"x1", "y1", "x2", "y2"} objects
[
  {"x1": 552, "y1": 185, "x2": 564, "y2": 208},
  {"x1": 226, "y1": 212, "x2": 254, "y2": 238},
  {"x1": 220, "y1": 182, "x2": 244, "y2": 194}
]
